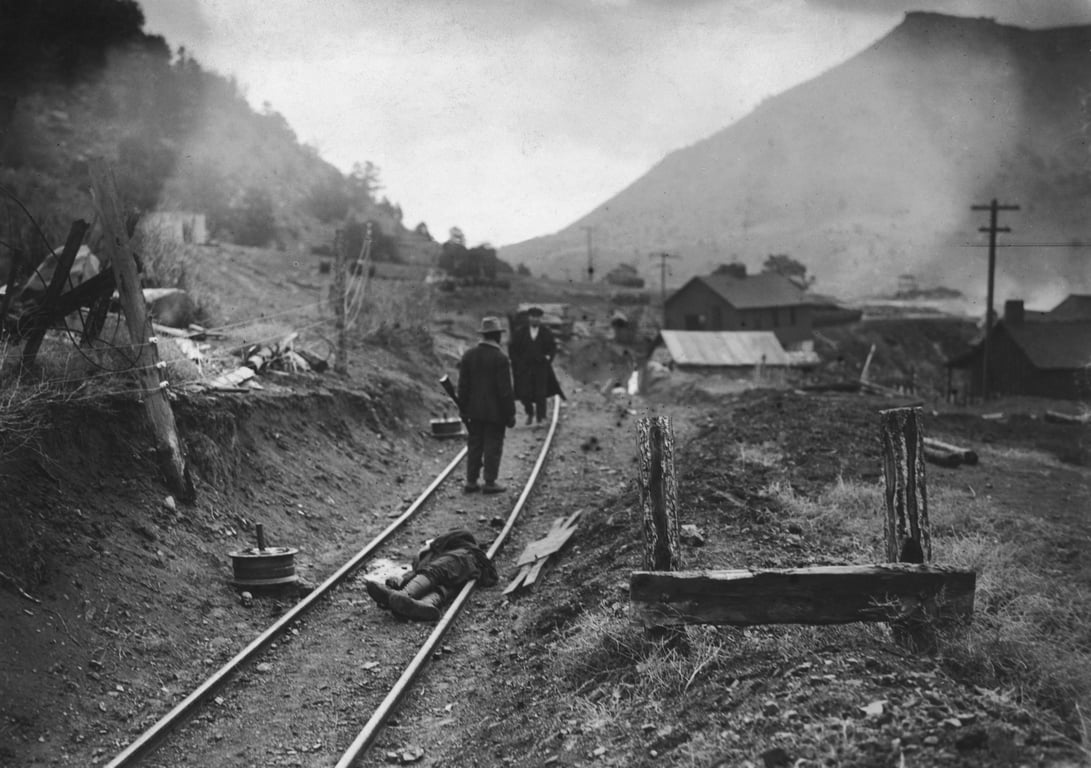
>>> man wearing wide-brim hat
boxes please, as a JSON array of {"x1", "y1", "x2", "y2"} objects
[{"x1": 456, "y1": 316, "x2": 517, "y2": 494}]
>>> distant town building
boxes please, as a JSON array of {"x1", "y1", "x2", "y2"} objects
[
  {"x1": 141, "y1": 212, "x2": 208, "y2": 245},
  {"x1": 663, "y1": 272, "x2": 813, "y2": 346},
  {"x1": 604, "y1": 263, "x2": 645, "y2": 288},
  {"x1": 947, "y1": 297, "x2": 1091, "y2": 400}
]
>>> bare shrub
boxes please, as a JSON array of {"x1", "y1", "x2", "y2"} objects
[{"x1": 132, "y1": 226, "x2": 220, "y2": 324}]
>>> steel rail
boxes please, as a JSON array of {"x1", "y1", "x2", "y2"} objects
[
  {"x1": 335, "y1": 394, "x2": 563, "y2": 767},
  {"x1": 104, "y1": 446, "x2": 469, "y2": 768}
]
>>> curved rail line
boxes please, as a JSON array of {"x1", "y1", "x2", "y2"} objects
[
  {"x1": 104, "y1": 395, "x2": 561, "y2": 767},
  {"x1": 336, "y1": 394, "x2": 562, "y2": 767}
]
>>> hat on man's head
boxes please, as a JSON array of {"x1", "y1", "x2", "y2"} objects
[
  {"x1": 526, "y1": 306, "x2": 544, "y2": 317},
  {"x1": 479, "y1": 316, "x2": 504, "y2": 334}
]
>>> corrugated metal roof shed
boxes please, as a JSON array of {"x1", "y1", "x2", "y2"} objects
[{"x1": 660, "y1": 330, "x2": 789, "y2": 367}]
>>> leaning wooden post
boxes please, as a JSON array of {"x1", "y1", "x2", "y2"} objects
[
  {"x1": 21, "y1": 218, "x2": 89, "y2": 365},
  {"x1": 89, "y1": 159, "x2": 194, "y2": 503},
  {"x1": 332, "y1": 229, "x2": 348, "y2": 375},
  {"x1": 878, "y1": 406, "x2": 933, "y2": 650},
  {"x1": 637, "y1": 415, "x2": 680, "y2": 572}
]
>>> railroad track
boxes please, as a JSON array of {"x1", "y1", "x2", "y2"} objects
[{"x1": 104, "y1": 397, "x2": 563, "y2": 768}]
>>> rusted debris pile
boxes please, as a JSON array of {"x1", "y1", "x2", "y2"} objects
[{"x1": 205, "y1": 331, "x2": 329, "y2": 392}]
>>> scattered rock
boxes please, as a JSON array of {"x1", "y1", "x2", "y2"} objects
[
  {"x1": 760, "y1": 746, "x2": 790, "y2": 767},
  {"x1": 680, "y1": 524, "x2": 705, "y2": 546}
]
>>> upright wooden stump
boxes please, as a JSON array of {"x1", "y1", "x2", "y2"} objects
[
  {"x1": 637, "y1": 416, "x2": 680, "y2": 572},
  {"x1": 637, "y1": 415, "x2": 681, "y2": 641},
  {"x1": 878, "y1": 406, "x2": 935, "y2": 651}
]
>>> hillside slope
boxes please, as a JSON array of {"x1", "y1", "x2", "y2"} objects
[
  {"x1": 0, "y1": 1, "x2": 437, "y2": 270},
  {"x1": 502, "y1": 13, "x2": 1091, "y2": 302}
]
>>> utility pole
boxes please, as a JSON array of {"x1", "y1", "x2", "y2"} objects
[
  {"x1": 89, "y1": 159, "x2": 194, "y2": 502},
  {"x1": 649, "y1": 251, "x2": 678, "y2": 326},
  {"x1": 970, "y1": 198, "x2": 1019, "y2": 400},
  {"x1": 580, "y1": 225, "x2": 594, "y2": 282}
]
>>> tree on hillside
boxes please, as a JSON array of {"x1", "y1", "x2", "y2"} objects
[
  {"x1": 306, "y1": 175, "x2": 351, "y2": 223},
  {"x1": 348, "y1": 161, "x2": 382, "y2": 206},
  {"x1": 229, "y1": 186, "x2": 277, "y2": 247},
  {"x1": 116, "y1": 132, "x2": 177, "y2": 211},
  {"x1": 712, "y1": 262, "x2": 747, "y2": 279},
  {"x1": 343, "y1": 218, "x2": 401, "y2": 264},
  {"x1": 761, "y1": 253, "x2": 815, "y2": 289}
]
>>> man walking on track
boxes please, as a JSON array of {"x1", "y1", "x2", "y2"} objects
[
  {"x1": 509, "y1": 305, "x2": 563, "y2": 427},
  {"x1": 458, "y1": 316, "x2": 516, "y2": 494}
]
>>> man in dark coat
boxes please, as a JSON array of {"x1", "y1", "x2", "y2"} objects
[
  {"x1": 509, "y1": 306, "x2": 563, "y2": 427},
  {"x1": 457, "y1": 316, "x2": 516, "y2": 494},
  {"x1": 365, "y1": 528, "x2": 499, "y2": 621}
]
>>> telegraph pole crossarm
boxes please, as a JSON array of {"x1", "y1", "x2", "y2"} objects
[
  {"x1": 970, "y1": 198, "x2": 1020, "y2": 401},
  {"x1": 648, "y1": 251, "x2": 679, "y2": 326}
]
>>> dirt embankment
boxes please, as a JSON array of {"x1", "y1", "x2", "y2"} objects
[{"x1": 0, "y1": 372, "x2": 444, "y2": 767}]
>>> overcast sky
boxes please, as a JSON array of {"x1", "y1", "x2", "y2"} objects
[{"x1": 140, "y1": 0, "x2": 1091, "y2": 247}]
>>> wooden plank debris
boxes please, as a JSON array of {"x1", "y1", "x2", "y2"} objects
[
  {"x1": 502, "y1": 510, "x2": 582, "y2": 594},
  {"x1": 629, "y1": 565, "x2": 976, "y2": 628},
  {"x1": 922, "y1": 437, "x2": 978, "y2": 466},
  {"x1": 1044, "y1": 410, "x2": 1090, "y2": 425},
  {"x1": 207, "y1": 366, "x2": 256, "y2": 390}
]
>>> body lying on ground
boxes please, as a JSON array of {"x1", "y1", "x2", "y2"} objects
[{"x1": 365, "y1": 528, "x2": 498, "y2": 621}]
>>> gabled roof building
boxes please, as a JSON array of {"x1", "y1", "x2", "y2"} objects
[
  {"x1": 663, "y1": 272, "x2": 813, "y2": 346},
  {"x1": 947, "y1": 299, "x2": 1091, "y2": 400}
]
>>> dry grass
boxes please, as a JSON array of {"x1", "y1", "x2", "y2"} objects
[
  {"x1": 548, "y1": 469, "x2": 1091, "y2": 763},
  {"x1": 771, "y1": 474, "x2": 1091, "y2": 730},
  {"x1": 133, "y1": 227, "x2": 221, "y2": 324}
]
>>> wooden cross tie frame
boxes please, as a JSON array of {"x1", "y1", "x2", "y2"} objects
[{"x1": 503, "y1": 510, "x2": 582, "y2": 595}]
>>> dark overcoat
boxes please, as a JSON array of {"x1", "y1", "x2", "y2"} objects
[
  {"x1": 412, "y1": 529, "x2": 499, "y2": 588},
  {"x1": 457, "y1": 339, "x2": 516, "y2": 425},
  {"x1": 509, "y1": 324, "x2": 564, "y2": 403}
]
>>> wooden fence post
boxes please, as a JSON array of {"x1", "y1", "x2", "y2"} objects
[
  {"x1": 878, "y1": 407, "x2": 931, "y2": 563},
  {"x1": 332, "y1": 229, "x2": 347, "y2": 376},
  {"x1": 637, "y1": 415, "x2": 680, "y2": 571},
  {"x1": 89, "y1": 159, "x2": 194, "y2": 503},
  {"x1": 878, "y1": 406, "x2": 934, "y2": 650}
]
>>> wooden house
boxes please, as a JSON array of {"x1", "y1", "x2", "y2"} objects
[
  {"x1": 663, "y1": 272, "x2": 813, "y2": 346},
  {"x1": 947, "y1": 299, "x2": 1091, "y2": 400}
]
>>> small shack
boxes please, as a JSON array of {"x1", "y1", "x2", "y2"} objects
[
  {"x1": 947, "y1": 299, "x2": 1091, "y2": 400},
  {"x1": 654, "y1": 330, "x2": 790, "y2": 371},
  {"x1": 140, "y1": 212, "x2": 208, "y2": 245}
]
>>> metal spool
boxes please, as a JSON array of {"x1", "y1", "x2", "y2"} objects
[
  {"x1": 430, "y1": 417, "x2": 464, "y2": 438},
  {"x1": 229, "y1": 524, "x2": 299, "y2": 587}
]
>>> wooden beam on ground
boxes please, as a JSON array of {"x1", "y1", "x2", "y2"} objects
[
  {"x1": 923, "y1": 437, "x2": 978, "y2": 466},
  {"x1": 629, "y1": 565, "x2": 976, "y2": 628},
  {"x1": 1044, "y1": 410, "x2": 1090, "y2": 426},
  {"x1": 89, "y1": 159, "x2": 194, "y2": 503},
  {"x1": 503, "y1": 510, "x2": 581, "y2": 594}
]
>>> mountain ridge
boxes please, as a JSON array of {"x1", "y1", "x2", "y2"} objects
[{"x1": 501, "y1": 12, "x2": 1091, "y2": 306}]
